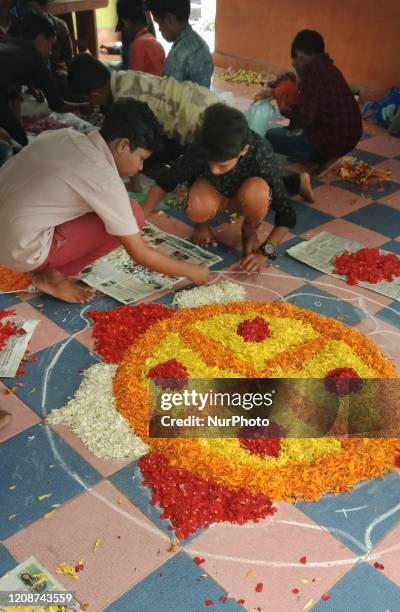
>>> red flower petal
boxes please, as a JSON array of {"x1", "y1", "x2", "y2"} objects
[
  {"x1": 292, "y1": 588, "x2": 300, "y2": 595},
  {"x1": 237, "y1": 317, "x2": 270, "y2": 343},
  {"x1": 255, "y1": 582, "x2": 264, "y2": 593},
  {"x1": 373, "y1": 562, "x2": 384, "y2": 570},
  {"x1": 395, "y1": 455, "x2": 400, "y2": 468},
  {"x1": 238, "y1": 600, "x2": 245, "y2": 606},
  {"x1": 321, "y1": 594, "x2": 331, "y2": 601},
  {"x1": 205, "y1": 600, "x2": 214, "y2": 606},
  {"x1": 299, "y1": 556, "x2": 307, "y2": 565},
  {"x1": 219, "y1": 596, "x2": 228, "y2": 603},
  {"x1": 240, "y1": 438, "x2": 281, "y2": 458},
  {"x1": 194, "y1": 556, "x2": 206, "y2": 565}
]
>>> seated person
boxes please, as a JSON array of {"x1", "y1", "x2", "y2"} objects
[
  {"x1": 143, "y1": 103, "x2": 298, "y2": 273},
  {"x1": 117, "y1": 0, "x2": 165, "y2": 76},
  {"x1": 0, "y1": 99, "x2": 208, "y2": 304},
  {"x1": 68, "y1": 52, "x2": 220, "y2": 165},
  {"x1": 146, "y1": 0, "x2": 213, "y2": 88},
  {"x1": 0, "y1": 11, "x2": 88, "y2": 146},
  {"x1": 264, "y1": 30, "x2": 362, "y2": 175},
  {"x1": 23, "y1": 0, "x2": 74, "y2": 71},
  {"x1": 0, "y1": 0, "x2": 19, "y2": 40}
]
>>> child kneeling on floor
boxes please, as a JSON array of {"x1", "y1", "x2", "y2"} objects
[
  {"x1": 143, "y1": 103, "x2": 305, "y2": 273},
  {"x1": 0, "y1": 99, "x2": 208, "y2": 303}
]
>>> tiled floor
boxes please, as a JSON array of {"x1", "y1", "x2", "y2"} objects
[{"x1": 1, "y1": 84, "x2": 400, "y2": 611}]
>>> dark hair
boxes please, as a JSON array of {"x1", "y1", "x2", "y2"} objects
[
  {"x1": 100, "y1": 98, "x2": 161, "y2": 152},
  {"x1": 117, "y1": 0, "x2": 147, "y2": 25},
  {"x1": 18, "y1": 10, "x2": 55, "y2": 39},
  {"x1": 195, "y1": 103, "x2": 249, "y2": 162},
  {"x1": 291, "y1": 30, "x2": 325, "y2": 58},
  {"x1": 68, "y1": 53, "x2": 111, "y2": 95},
  {"x1": 146, "y1": 0, "x2": 190, "y2": 21},
  {"x1": 22, "y1": 0, "x2": 50, "y2": 8}
]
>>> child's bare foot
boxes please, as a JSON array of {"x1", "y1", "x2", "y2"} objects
[
  {"x1": 191, "y1": 224, "x2": 217, "y2": 248},
  {"x1": 299, "y1": 172, "x2": 315, "y2": 203},
  {"x1": 0, "y1": 410, "x2": 12, "y2": 430},
  {"x1": 30, "y1": 269, "x2": 95, "y2": 304}
]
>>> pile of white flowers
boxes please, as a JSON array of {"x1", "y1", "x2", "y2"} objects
[
  {"x1": 172, "y1": 281, "x2": 246, "y2": 309},
  {"x1": 47, "y1": 363, "x2": 148, "y2": 460}
]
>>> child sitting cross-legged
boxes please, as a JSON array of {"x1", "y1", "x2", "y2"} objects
[
  {"x1": 0, "y1": 99, "x2": 209, "y2": 303},
  {"x1": 143, "y1": 103, "x2": 301, "y2": 273}
]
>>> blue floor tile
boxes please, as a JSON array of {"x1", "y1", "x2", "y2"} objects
[
  {"x1": 333, "y1": 179, "x2": 400, "y2": 200},
  {"x1": 313, "y1": 563, "x2": 400, "y2": 612},
  {"x1": 297, "y1": 472, "x2": 400, "y2": 555},
  {"x1": 282, "y1": 285, "x2": 367, "y2": 326},
  {"x1": 274, "y1": 237, "x2": 323, "y2": 281},
  {"x1": 350, "y1": 148, "x2": 387, "y2": 166},
  {"x1": 2, "y1": 339, "x2": 99, "y2": 416},
  {"x1": 0, "y1": 424, "x2": 101, "y2": 539},
  {"x1": 28, "y1": 294, "x2": 121, "y2": 334},
  {"x1": 105, "y1": 552, "x2": 242, "y2": 612},
  {"x1": 289, "y1": 202, "x2": 334, "y2": 235},
  {"x1": 0, "y1": 294, "x2": 22, "y2": 310},
  {"x1": 0, "y1": 545, "x2": 17, "y2": 576},
  {"x1": 381, "y1": 240, "x2": 400, "y2": 256},
  {"x1": 343, "y1": 203, "x2": 400, "y2": 238},
  {"x1": 110, "y1": 463, "x2": 201, "y2": 544},
  {"x1": 375, "y1": 300, "x2": 400, "y2": 329}
]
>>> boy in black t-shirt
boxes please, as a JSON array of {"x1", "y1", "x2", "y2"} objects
[{"x1": 143, "y1": 104, "x2": 312, "y2": 273}]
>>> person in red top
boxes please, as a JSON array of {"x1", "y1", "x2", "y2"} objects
[
  {"x1": 117, "y1": 0, "x2": 165, "y2": 76},
  {"x1": 265, "y1": 30, "x2": 362, "y2": 176}
]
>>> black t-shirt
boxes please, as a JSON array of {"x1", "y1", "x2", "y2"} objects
[
  {"x1": 156, "y1": 130, "x2": 296, "y2": 229},
  {"x1": 0, "y1": 38, "x2": 64, "y2": 110}
]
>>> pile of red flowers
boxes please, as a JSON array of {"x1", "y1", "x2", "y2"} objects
[
  {"x1": 325, "y1": 367, "x2": 363, "y2": 396},
  {"x1": 139, "y1": 452, "x2": 277, "y2": 540},
  {"x1": 237, "y1": 317, "x2": 271, "y2": 342},
  {"x1": 0, "y1": 309, "x2": 17, "y2": 351},
  {"x1": 148, "y1": 359, "x2": 188, "y2": 390},
  {"x1": 240, "y1": 437, "x2": 281, "y2": 457},
  {"x1": 332, "y1": 248, "x2": 400, "y2": 285},
  {"x1": 89, "y1": 304, "x2": 173, "y2": 363}
]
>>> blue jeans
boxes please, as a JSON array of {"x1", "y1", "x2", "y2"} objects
[
  {"x1": 0, "y1": 140, "x2": 13, "y2": 167},
  {"x1": 266, "y1": 127, "x2": 323, "y2": 162}
]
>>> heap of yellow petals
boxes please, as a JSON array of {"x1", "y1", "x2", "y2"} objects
[{"x1": 114, "y1": 302, "x2": 399, "y2": 502}]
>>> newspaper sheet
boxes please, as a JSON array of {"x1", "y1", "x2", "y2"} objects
[
  {"x1": 0, "y1": 556, "x2": 81, "y2": 610},
  {"x1": 81, "y1": 221, "x2": 222, "y2": 304},
  {"x1": 0, "y1": 317, "x2": 39, "y2": 378},
  {"x1": 287, "y1": 231, "x2": 400, "y2": 301}
]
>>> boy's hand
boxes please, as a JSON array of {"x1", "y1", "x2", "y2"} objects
[
  {"x1": 187, "y1": 264, "x2": 209, "y2": 285},
  {"x1": 239, "y1": 252, "x2": 269, "y2": 274}
]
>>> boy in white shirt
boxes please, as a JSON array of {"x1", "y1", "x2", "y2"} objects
[{"x1": 0, "y1": 99, "x2": 208, "y2": 303}]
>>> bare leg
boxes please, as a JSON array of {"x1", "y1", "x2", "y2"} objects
[
  {"x1": 299, "y1": 172, "x2": 315, "y2": 203},
  {"x1": 29, "y1": 269, "x2": 96, "y2": 304},
  {"x1": 187, "y1": 179, "x2": 224, "y2": 248},
  {"x1": 233, "y1": 177, "x2": 270, "y2": 255}
]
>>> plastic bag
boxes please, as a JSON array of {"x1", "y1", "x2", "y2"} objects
[
  {"x1": 362, "y1": 87, "x2": 400, "y2": 128},
  {"x1": 246, "y1": 100, "x2": 274, "y2": 137}
]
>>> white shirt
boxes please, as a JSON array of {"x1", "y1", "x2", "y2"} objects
[{"x1": 0, "y1": 129, "x2": 138, "y2": 271}]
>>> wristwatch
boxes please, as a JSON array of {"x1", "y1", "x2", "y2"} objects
[{"x1": 260, "y1": 241, "x2": 277, "y2": 260}]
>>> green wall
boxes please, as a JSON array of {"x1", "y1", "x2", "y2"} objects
[{"x1": 96, "y1": 0, "x2": 117, "y2": 29}]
